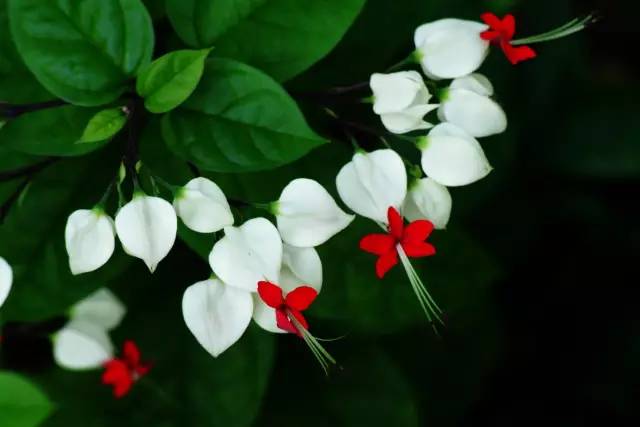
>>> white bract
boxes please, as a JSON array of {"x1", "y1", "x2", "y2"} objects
[
  {"x1": 275, "y1": 178, "x2": 354, "y2": 248},
  {"x1": 414, "y1": 19, "x2": 490, "y2": 80},
  {"x1": 403, "y1": 178, "x2": 452, "y2": 229},
  {"x1": 53, "y1": 320, "x2": 114, "y2": 370},
  {"x1": 252, "y1": 244, "x2": 323, "y2": 333},
  {"x1": 439, "y1": 74, "x2": 507, "y2": 138},
  {"x1": 115, "y1": 194, "x2": 177, "y2": 273},
  {"x1": 65, "y1": 209, "x2": 116, "y2": 275},
  {"x1": 182, "y1": 278, "x2": 253, "y2": 357},
  {"x1": 0, "y1": 256, "x2": 12, "y2": 307},
  {"x1": 370, "y1": 71, "x2": 439, "y2": 134},
  {"x1": 419, "y1": 123, "x2": 492, "y2": 187},
  {"x1": 70, "y1": 288, "x2": 126, "y2": 331},
  {"x1": 336, "y1": 149, "x2": 407, "y2": 224},
  {"x1": 209, "y1": 218, "x2": 282, "y2": 292},
  {"x1": 174, "y1": 177, "x2": 234, "y2": 233}
]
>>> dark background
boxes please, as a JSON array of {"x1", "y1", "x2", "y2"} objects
[{"x1": 2, "y1": 0, "x2": 639, "y2": 426}]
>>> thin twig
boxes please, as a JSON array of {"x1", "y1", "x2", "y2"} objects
[
  {"x1": 0, "y1": 100, "x2": 68, "y2": 119},
  {"x1": 0, "y1": 157, "x2": 58, "y2": 182}
]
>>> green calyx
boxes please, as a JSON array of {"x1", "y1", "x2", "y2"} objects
[{"x1": 416, "y1": 136, "x2": 429, "y2": 151}]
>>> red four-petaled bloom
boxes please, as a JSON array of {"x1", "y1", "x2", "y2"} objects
[
  {"x1": 360, "y1": 207, "x2": 436, "y2": 279},
  {"x1": 102, "y1": 340, "x2": 151, "y2": 398},
  {"x1": 480, "y1": 12, "x2": 537, "y2": 65},
  {"x1": 257, "y1": 281, "x2": 318, "y2": 337}
]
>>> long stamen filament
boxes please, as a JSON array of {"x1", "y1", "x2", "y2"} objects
[
  {"x1": 287, "y1": 310, "x2": 337, "y2": 375},
  {"x1": 511, "y1": 14, "x2": 597, "y2": 45},
  {"x1": 397, "y1": 245, "x2": 445, "y2": 330}
]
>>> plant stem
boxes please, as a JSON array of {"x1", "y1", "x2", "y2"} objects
[
  {"x1": 0, "y1": 157, "x2": 58, "y2": 182},
  {"x1": 0, "y1": 100, "x2": 68, "y2": 119}
]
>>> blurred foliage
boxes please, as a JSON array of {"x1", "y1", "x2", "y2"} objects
[{"x1": 1, "y1": 0, "x2": 638, "y2": 426}]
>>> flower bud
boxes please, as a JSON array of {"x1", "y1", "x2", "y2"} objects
[
  {"x1": 275, "y1": 178, "x2": 354, "y2": 248},
  {"x1": 70, "y1": 288, "x2": 126, "y2": 331},
  {"x1": 65, "y1": 209, "x2": 116, "y2": 275},
  {"x1": 53, "y1": 320, "x2": 114, "y2": 370},
  {"x1": 404, "y1": 178, "x2": 452, "y2": 229},
  {"x1": 115, "y1": 194, "x2": 177, "y2": 273},
  {"x1": 174, "y1": 177, "x2": 234, "y2": 233}
]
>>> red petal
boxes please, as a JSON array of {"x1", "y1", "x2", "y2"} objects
[
  {"x1": 502, "y1": 41, "x2": 537, "y2": 64},
  {"x1": 402, "y1": 241, "x2": 436, "y2": 258},
  {"x1": 257, "y1": 281, "x2": 284, "y2": 308},
  {"x1": 102, "y1": 360, "x2": 129, "y2": 385},
  {"x1": 376, "y1": 249, "x2": 398, "y2": 279},
  {"x1": 480, "y1": 30, "x2": 501, "y2": 41},
  {"x1": 289, "y1": 309, "x2": 309, "y2": 332},
  {"x1": 387, "y1": 207, "x2": 404, "y2": 239},
  {"x1": 480, "y1": 12, "x2": 502, "y2": 30},
  {"x1": 285, "y1": 286, "x2": 318, "y2": 311},
  {"x1": 113, "y1": 377, "x2": 133, "y2": 398},
  {"x1": 403, "y1": 220, "x2": 434, "y2": 242},
  {"x1": 360, "y1": 233, "x2": 395, "y2": 256},
  {"x1": 135, "y1": 363, "x2": 152, "y2": 377},
  {"x1": 122, "y1": 340, "x2": 140, "y2": 367},
  {"x1": 275, "y1": 309, "x2": 298, "y2": 335},
  {"x1": 502, "y1": 14, "x2": 516, "y2": 40}
]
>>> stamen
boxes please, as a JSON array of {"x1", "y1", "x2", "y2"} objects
[
  {"x1": 397, "y1": 245, "x2": 445, "y2": 333},
  {"x1": 511, "y1": 13, "x2": 598, "y2": 45},
  {"x1": 287, "y1": 309, "x2": 338, "y2": 375}
]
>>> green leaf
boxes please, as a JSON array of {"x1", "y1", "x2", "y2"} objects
[
  {"x1": 0, "y1": 148, "x2": 131, "y2": 321},
  {"x1": 0, "y1": 371, "x2": 54, "y2": 427},
  {"x1": 0, "y1": 106, "x2": 109, "y2": 156},
  {"x1": 8, "y1": 0, "x2": 154, "y2": 106},
  {"x1": 166, "y1": 0, "x2": 365, "y2": 81},
  {"x1": 79, "y1": 108, "x2": 128, "y2": 144},
  {"x1": 136, "y1": 49, "x2": 211, "y2": 114},
  {"x1": 162, "y1": 58, "x2": 326, "y2": 172},
  {"x1": 0, "y1": 0, "x2": 50, "y2": 103}
]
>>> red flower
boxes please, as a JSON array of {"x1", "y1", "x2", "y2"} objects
[
  {"x1": 257, "y1": 282, "x2": 318, "y2": 337},
  {"x1": 480, "y1": 12, "x2": 537, "y2": 65},
  {"x1": 102, "y1": 340, "x2": 151, "y2": 398},
  {"x1": 360, "y1": 207, "x2": 436, "y2": 279}
]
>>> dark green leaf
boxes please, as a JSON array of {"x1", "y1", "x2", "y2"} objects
[
  {"x1": 0, "y1": 0, "x2": 50, "y2": 103},
  {"x1": 8, "y1": 0, "x2": 154, "y2": 106},
  {"x1": 166, "y1": 0, "x2": 365, "y2": 81},
  {"x1": 0, "y1": 371, "x2": 54, "y2": 427},
  {"x1": 136, "y1": 49, "x2": 211, "y2": 114},
  {"x1": 79, "y1": 108, "x2": 128, "y2": 144},
  {"x1": 0, "y1": 106, "x2": 109, "y2": 156},
  {"x1": 162, "y1": 58, "x2": 326, "y2": 172}
]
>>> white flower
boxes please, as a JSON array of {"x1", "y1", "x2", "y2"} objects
[
  {"x1": 414, "y1": 19, "x2": 490, "y2": 80},
  {"x1": 53, "y1": 320, "x2": 114, "y2": 370},
  {"x1": 115, "y1": 194, "x2": 177, "y2": 273},
  {"x1": 419, "y1": 123, "x2": 492, "y2": 187},
  {"x1": 182, "y1": 278, "x2": 253, "y2": 357},
  {"x1": 208, "y1": 218, "x2": 282, "y2": 292},
  {"x1": 370, "y1": 71, "x2": 439, "y2": 134},
  {"x1": 403, "y1": 178, "x2": 452, "y2": 229},
  {"x1": 336, "y1": 149, "x2": 407, "y2": 224},
  {"x1": 438, "y1": 73, "x2": 507, "y2": 138},
  {"x1": 65, "y1": 208, "x2": 116, "y2": 275},
  {"x1": 275, "y1": 178, "x2": 354, "y2": 248},
  {"x1": 173, "y1": 177, "x2": 234, "y2": 233},
  {"x1": 0, "y1": 256, "x2": 12, "y2": 307},
  {"x1": 253, "y1": 244, "x2": 323, "y2": 333},
  {"x1": 70, "y1": 288, "x2": 126, "y2": 331}
]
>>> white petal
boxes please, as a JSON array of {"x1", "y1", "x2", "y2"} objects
[
  {"x1": 439, "y1": 89, "x2": 507, "y2": 138},
  {"x1": 174, "y1": 177, "x2": 234, "y2": 233},
  {"x1": 421, "y1": 124, "x2": 492, "y2": 187},
  {"x1": 276, "y1": 178, "x2": 354, "y2": 248},
  {"x1": 70, "y1": 288, "x2": 126, "y2": 331},
  {"x1": 53, "y1": 320, "x2": 114, "y2": 370},
  {"x1": 182, "y1": 278, "x2": 253, "y2": 357},
  {"x1": 403, "y1": 178, "x2": 452, "y2": 229},
  {"x1": 115, "y1": 195, "x2": 177, "y2": 273},
  {"x1": 0, "y1": 256, "x2": 13, "y2": 307},
  {"x1": 65, "y1": 209, "x2": 116, "y2": 275},
  {"x1": 209, "y1": 218, "x2": 282, "y2": 292},
  {"x1": 251, "y1": 294, "x2": 284, "y2": 334},
  {"x1": 414, "y1": 19, "x2": 490, "y2": 80},
  {"x1": 336, "y1": 149, "x2": 407, "y2": 224},
  {"x1": 450, "y1": 73, "x2": 494, "y2": 96},
  {"x1": 370, "y1": 71, "x2": 430, "y2": 114},
  {"x1": 281, "y1": 244, "x2": 322, "y2": 293},
  {"x1": 380, "y1": 104, "x2": 439, "y2": 134}
]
